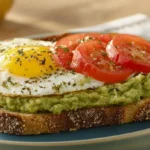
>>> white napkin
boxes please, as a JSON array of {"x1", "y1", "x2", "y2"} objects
[{"x1": 70, "y1": 13, "x2": 150, "y2": 40}]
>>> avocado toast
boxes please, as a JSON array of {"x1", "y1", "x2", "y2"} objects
[{"x1": 0, "y1": 33, "x2": 150, "y2": 135}]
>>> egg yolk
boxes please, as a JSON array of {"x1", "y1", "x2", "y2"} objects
[{"x1": 0, "y1": 46, "x2": 57, "y2": 78}]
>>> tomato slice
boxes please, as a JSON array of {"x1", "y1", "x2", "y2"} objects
[
  {"x1": 54, "y1": 33, "x2": 116, "y2": 69},
  {"x1": 71, "y1": 40, "x2": 134, "y2": 83},
  {"x1": 106, "y1": 34, "x2": 150, "y2": 73},
  {"x1": 54, "y1": 33, "x2": 87, "y2": 68}
]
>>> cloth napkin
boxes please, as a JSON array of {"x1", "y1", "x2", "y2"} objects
[{"x1": 70, "y1": 13, "x2": 150, "y2": 40}]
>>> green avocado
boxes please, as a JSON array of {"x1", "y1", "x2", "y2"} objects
[{"x1": 0, "y1": 73, "x2": 150, "y2": 114}]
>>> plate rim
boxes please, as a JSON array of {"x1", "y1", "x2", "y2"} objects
[{"x1": 0, "y1": 128, "x2": 150, "y2": 146}]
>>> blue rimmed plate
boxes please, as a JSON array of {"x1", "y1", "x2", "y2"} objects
[{"x1": 0, "y1": 121, "x2": 150, "y2": 150}]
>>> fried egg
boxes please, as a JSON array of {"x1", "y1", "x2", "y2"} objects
[{"x1": 0, "y1": 38, "x2": 104, "y2": 96}]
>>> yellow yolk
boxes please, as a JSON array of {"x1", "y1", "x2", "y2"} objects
[{"x1": 0, "y1": 46, "x2": 56, "y2": 78}]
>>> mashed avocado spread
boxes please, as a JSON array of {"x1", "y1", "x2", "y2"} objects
[{"x1": 0, "y1": 73, "x2": 150, "y2": 114}]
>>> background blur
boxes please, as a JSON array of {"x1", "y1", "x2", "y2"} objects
[{"x1": 0, "y1": 0, "x2": 150, "y2": 40}]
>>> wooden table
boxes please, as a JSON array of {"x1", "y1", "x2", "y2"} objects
[{"x1": 0, "y1": 0, "x2": 150, "y2": 40}]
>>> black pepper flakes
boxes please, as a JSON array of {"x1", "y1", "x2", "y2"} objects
[
  {"x1": 72, "y1": 83, "x2": 76, "y2": 86},
  {"x1": 39, "y1": 58, "x2": 46, "y2": 65},
  {"x1": 21, "y1": 86, "x2": 32, "y2": 95},
  {"x1": 7, "y1": 77, "x2": 18, "y2": 86},
  {"x1": 17, "y1": 49, "x2": 24, "y2": 56},
  {"x1": 101, "y1": 50, "x2": 107, "y2": 57}
]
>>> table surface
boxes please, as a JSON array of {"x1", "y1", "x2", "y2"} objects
[{"x1": 0, "y1": 0, "x2": 150, "y2": 40}]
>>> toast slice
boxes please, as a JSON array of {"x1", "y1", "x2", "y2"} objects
[{"x1": 0, "y1": 98, "x2": 150, "y2": 135}]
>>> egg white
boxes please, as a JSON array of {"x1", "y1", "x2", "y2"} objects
[
  {"x1": 0, "y1": 38, "x2": 104, "y2": 96},
  {"x1": 0, "y1": 69, "x2": 103, "y2": 96}
]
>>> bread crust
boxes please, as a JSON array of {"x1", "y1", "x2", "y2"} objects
[
  {"x1": 0, "y1": 98, "x2": 150, "y2": 135},
  {"x1": 35, "y1": 33, "x2": 71, "y2": 42}
]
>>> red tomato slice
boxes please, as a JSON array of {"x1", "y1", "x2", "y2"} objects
[
  {"x1": 71, "y1": 40, "x2": 134, "y2": 83},
  {"x1": 54, "y1": 33, "x2": 87, "y2": 68},
  {"x1": 54, "y1": 33, "x2": 116, "y2": 69},
  {"x1": 106, "y1": 34, "x2": 150, "y2": 73}
]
